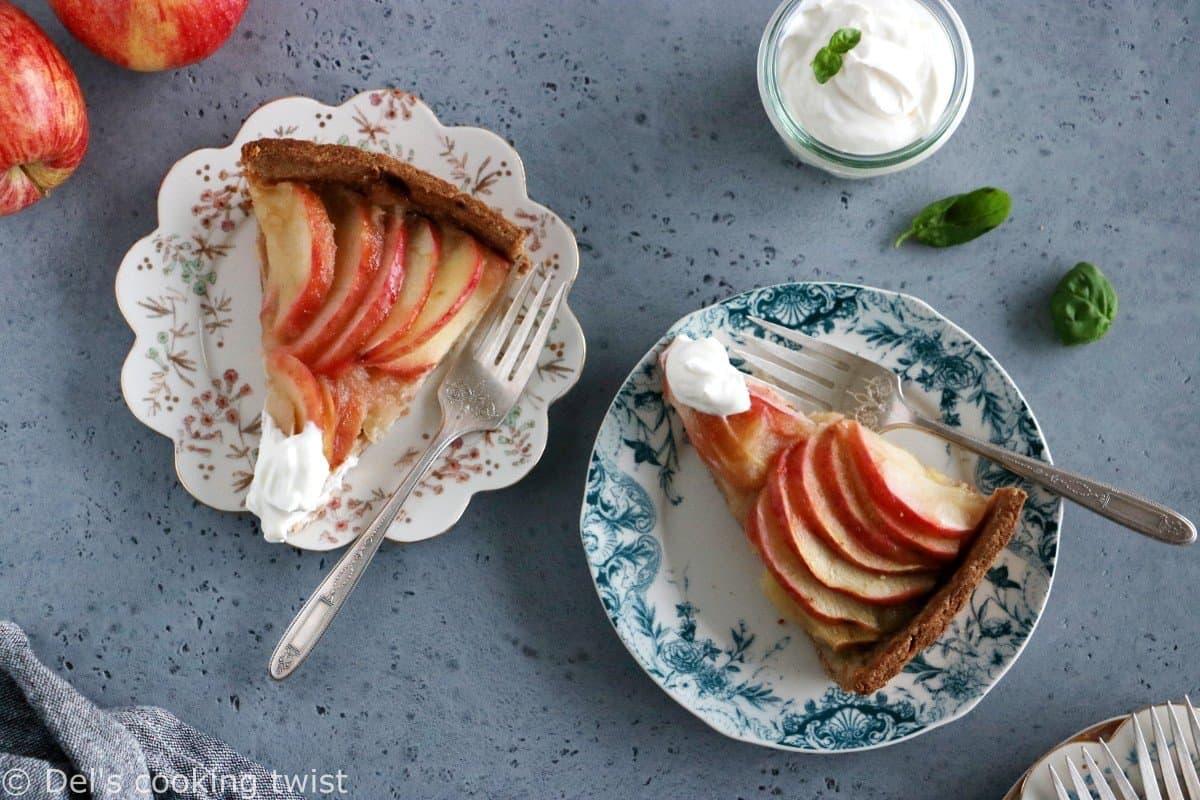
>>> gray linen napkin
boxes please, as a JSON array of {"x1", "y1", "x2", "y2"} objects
[{"x1": 0, "y1": 622, "x2": 304, "y2": 800}]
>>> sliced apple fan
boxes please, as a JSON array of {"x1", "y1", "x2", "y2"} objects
[
  {"x1": 244, "y1": 138, "x2": 527, "y2": 468},
  {"x1": 663, "y1": 355, "x2": 1025, "y2": 695}
]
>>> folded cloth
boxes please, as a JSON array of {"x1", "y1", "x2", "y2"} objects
[{"x1": 0, "y1": 622, "x2": 303, "y2": 800}]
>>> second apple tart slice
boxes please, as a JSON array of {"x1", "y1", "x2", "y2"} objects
[{"x1": 659, "y1": 335, "x2": 1025, "y2": 694}]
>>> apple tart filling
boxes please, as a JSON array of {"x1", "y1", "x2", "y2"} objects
[
  {"x1": 660, "y1": 336, "x2": 1025, "y2": 692},
  {"x1": 240, "y1": 140, "x2": 526, "y2": 542}
]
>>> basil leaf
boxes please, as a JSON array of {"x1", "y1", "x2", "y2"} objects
[
  {"x1": 893, "y1": 187, "x2": 1012, "y2": 248},
  {"x1": 811, "y1": 28, "x2": 861, "y2": 84},
  {"x1": 1050, "y1": 262, "x2": 1117, "y2": 345},
  {"x1": 811, "y1": 49, "x2": 843, "y2": 84},
  {"x1": 828, "y1": 28, "x2": 862, "y2": 54}
]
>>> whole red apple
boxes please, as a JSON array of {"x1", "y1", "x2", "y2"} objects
[
  {"x1": 48, "y1": 0, "x2": 250, "y2": 72},
  {"x1": 0, "y1": 2, "x2": 88, "y2": 217}
]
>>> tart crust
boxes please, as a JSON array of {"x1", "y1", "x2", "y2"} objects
[
  {"x1": 241, "y1": 137, "x2": 528, "y2": 267},
  {"x1": 816, "y1": 487, "x2": 1026, "y2": 694}
]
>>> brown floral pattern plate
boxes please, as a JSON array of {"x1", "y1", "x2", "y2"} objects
[{"x1": 116, "y1": 90, "x2": 584, "y2": 550}]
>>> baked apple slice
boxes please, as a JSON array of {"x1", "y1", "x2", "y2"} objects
[
  {"x1": 310, "y1": 208, "x2": 409, "y2": 374},
  {"x1": 265, "y1": 351, "x2": 336, "y2": 456},
  {"x1": 665, "y1": 375, "x2": 814, "y2": 520},
  {"x1": 373, "y1": 249, "x2": 509, "y2": 377},
  {"x1": 286, "y1": 191, "x2": 383, "y2": 364},
  {"x1": 759, "y1": 572, "x2": 884, "y2": 653},
  {"x1": 321, "y1": 367, "x2": 370, "y2": 466},
  {"x1": 363, "y1": 225, "x2": 483, "y2": 365},
  {"x1": 747, "y1": 484, "x2": 917, "y2": 638},
  {"x1": 841, "y1": 420, "x2": 987, "y2": 543},
  {"x1": 249, "y1": 180, "x2": 336, "y2": 343},
  {"x1": 826, "y1": 422, "x2": 962, "y2": 559},
  {"x1": 769, "y1": 444, "x2": 937, "y2": 603},
  {"x1": 791, "y1": 429, "x2": 942, "y2": 571},
  {"x1": 358, "y1": 216, "x2": 439, "y2": 361}
]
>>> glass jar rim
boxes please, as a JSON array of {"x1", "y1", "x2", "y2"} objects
[{"x1": 757, "y1": 0, "x2": 975, "y2": 171}]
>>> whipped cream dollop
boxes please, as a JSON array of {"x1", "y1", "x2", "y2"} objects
[
  {"x1": 245, "y1": 415, "x2": 354, "y2": 543},
  {"x1": 665, "y1": 335, "x2": 751, "y2": 417},
  {"x1": 776, "y1": 0, "x2": 956, "y2": 155}
]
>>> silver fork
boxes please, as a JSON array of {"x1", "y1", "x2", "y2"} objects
[
  {"x1": 731, "y1": 316, "x2": 1195, "y2": 545},
  {"x1": 1048, "y1": 700, "x2": 1200, "y2": 800},
  {"x1": 269, "y1": 266, "x2": 567, "y2": 680}
]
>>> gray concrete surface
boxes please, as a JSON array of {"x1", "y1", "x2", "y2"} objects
[{"x1": 1, "y1": 0, "x2": 1196, "y2": 797}]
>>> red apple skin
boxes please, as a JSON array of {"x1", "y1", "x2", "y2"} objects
[
  {"x1": 321, "y1": 368, "x2": 369, "y2": 467},
  {"x1": 363, "y1": 225, "x2": 484, "y2": 365},
  {"x1": 360, "y1": 217, "x2": 439, "y2": 358},
  {"x1": 769, "y1": 441, "x2": 937, "y2": 603},
  {"x1": 310, "y1": 209, "x2": 408, "y2": 375},
  {"x1": 663, "y1": 371, "x2": 815, "y2": 492},
  {"x1": 841, "y1": 421, "x2": 980, "y2": 541},
  {"x1": 265, "y1": 350, "x2": 329, "y2": 438},
  {"x1": 746, "y1": 487, "x2": 875, "y2": 631},
  {"x1": 250, "y1": 181, "x2": 337, "y2": 344},
  {"x1": 286, "y1": 194, "x2": 383, "y2": 365},
  {"x1": 789, "y1": 434, "x2": 941, "y2": 571},
  {"x1": 749, "y1": 480, "x2": 929, "y2": 635},
  {"x1": 47, "y1": 0, "x2": 249, "y2": 72},
  {"x1": 830, "y1": 422, "x2": 963, "y2": 560},
  {"x1": 372, "y1": 250, "x2": 510, "y2": 378},
  {"x1": 0, "y1": 2, "x2": 88, "y2": 216}
]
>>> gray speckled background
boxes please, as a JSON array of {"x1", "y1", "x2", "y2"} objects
[{"x1": 1, "y1": 0, "x2": 1197, "y2": 797}]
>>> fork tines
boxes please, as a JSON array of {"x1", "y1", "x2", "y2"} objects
[
  {"x1": 730, "y1": 336, "x2": 837, "y2": 413},
  {"x1": 730, "y1": 315, "x2": 865, "y2": 415},
  {"x1": 746, "y1": 315, "x2": 862, "y2": 369},
  {"x1": 472, "y1": 264, "x2": 566, "y2": 385},
  {"x1": 1049, "y1": 699, "x2": 1200, "y2": 800}
]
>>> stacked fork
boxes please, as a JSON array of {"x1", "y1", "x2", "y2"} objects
[{"x1": 1049, "y1": 699, "x2": 1200, "y2": 800}]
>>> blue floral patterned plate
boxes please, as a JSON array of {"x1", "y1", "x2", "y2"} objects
[{"x1": 580, "y1": 282, "x2": 1062, "y2": 752}]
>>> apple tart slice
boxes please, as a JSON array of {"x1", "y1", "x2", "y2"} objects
[
  {"x1": 660, "y1": 337, "x2": 1025, "y2": 695},
  {"x1": 241, "y1": 139, "x2": 529, "y2": 542}
]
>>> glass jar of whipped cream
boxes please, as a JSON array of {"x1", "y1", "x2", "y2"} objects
[{"x1": 757, "y1": 0, "x2": 974, "y2": 178}]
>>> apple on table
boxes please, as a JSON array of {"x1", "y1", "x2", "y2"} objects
[
  {"x1": 47, "y1": 0, "x2": 250, "y2": 72},
  {"x1": 0, "y1": 1, "x2": 88, "y2": 217}
]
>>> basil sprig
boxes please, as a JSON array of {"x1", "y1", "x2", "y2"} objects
[
  {"x1": 1050, "y1": 262, "x2": 1117, "y2": 345},
  {"x1": 811, "y1": 28, "x2": 861, "y2": 84},
  {"x1": 893, "y1": 187, "x2": 1012, "y2": 248}
]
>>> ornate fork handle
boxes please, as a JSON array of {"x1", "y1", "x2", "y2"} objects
[
  {"x1": 907, "y1": 414, "x2": 1196, "y2": 546},
  {"x1": 269, "y1": 418, "x2": 464, "y2": 680}
]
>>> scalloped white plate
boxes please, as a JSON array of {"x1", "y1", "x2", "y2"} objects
[{"x1": 117, "y1": 90, "x2": 584, "y2": 550}]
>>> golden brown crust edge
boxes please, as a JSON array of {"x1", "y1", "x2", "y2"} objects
[
  {"x1": 240, "y1": 138, "x2": 528, "y2": 265},
  {"x1": 818, "y1": 487, "x2": 1028, "y2": 695}
]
